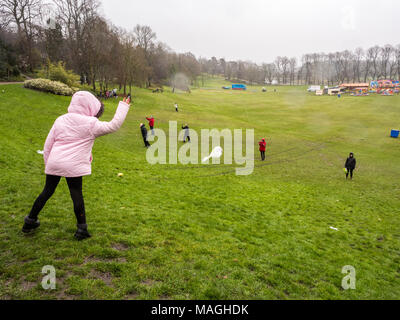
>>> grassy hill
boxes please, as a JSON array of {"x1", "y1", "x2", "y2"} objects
[{"x1": 0, "y1": 80, "x2": 399, "y2": 299}]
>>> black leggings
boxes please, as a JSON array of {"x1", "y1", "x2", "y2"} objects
[
  {"x1": 28, "y1": 175, "x2": 86, "y2": 224},
  {"x1": 346, "y1": 168, "x2": 354, "y2": 179},
  {"x1": 143, "y1": 137, "x2": 150, "y2": 147},
  {"x1": 260, "y1": 151, "x2": 265, "y2": 161}
]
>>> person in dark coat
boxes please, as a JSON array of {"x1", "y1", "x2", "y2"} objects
[
  {"x1": 140, "y1": 123, "x2": 150, "y2": 147},
  {"x1": 182, "y1": 124, "x2": 190, "y2": 142},
  {"x1": 344, "y1": 152, "x2": 356, "y2": 179}
]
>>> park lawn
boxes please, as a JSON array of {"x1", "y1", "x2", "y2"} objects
[{"x1": 0, "y1": 82, "x2": 399, "y2": 299}]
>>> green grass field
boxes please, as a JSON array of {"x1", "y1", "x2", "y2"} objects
[{"x1": 1, "y1": 79, "x2": 400, "y2": 299}]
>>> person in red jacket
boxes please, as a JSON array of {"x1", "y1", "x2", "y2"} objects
[
  {"x1": 146, "y1": 115, "x2": 155, "y2": 135},
  {"x1": 258, "y1": 138, "x2": 266, "y2": 161}
]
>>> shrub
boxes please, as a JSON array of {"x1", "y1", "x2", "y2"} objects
[
  {"x1": 24, "y1": 78, "x2": 75, "y2": 96},
  {"x1": 37, "y1": 60, "x2": 80, "y2": 87}
]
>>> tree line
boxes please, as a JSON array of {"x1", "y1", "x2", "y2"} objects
[
  {"x1": 0, "y1": 0, "x2": 201, "y2": 93},
  {"x1": 200, "y1": 46, "x2": 400, "y2": 86},
  {"x1": 1, "y1": 0, "x2": 400, "y2": 90}
]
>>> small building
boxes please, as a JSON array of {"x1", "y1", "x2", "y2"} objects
[
  {"x1": 339, "y1": 83, "x2": 369, "y2": 92},
  {"x1": 328, "y1": 87, "x2": 345, "y2": 96},
  {"x1": 232, "y1": 84, "x2": 247, "y2": 90},
  {"x1": 308, "y1": 85, "x2": 321, "y2": 92}
]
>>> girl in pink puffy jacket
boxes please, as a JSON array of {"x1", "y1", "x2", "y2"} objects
[{"x1": 22, "y1": 91, "x2": 131, "y2": 240}]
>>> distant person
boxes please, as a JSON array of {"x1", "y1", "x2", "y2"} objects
[
  {"x1": 140, "y1": 123, "x2": 150, "y2": 147},
  {"x1": 258, "y1": 138, "x2": 266, "y2": 161},
  {"x1": 112, "y1": 88, "x2": 117, "y2": 98},
  {"x1": 146, "y1": 115, "x2": 155, "y2": 135},
  {"x1": 175, "y1": 103, "x2": 178, "y2": 112},
  {"x1": 344, "y1": 152, "x2": 356, "y2": 180},
  {"x1": 182, "y1": 124, "x2": 190, "y2": 143},
  {"x1": 22, "y1": 92, "x2": 131, "y2": 240}
]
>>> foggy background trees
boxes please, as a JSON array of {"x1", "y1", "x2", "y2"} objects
[{"x1": 1, "y1": 0, "x2": 400, "y2": 87}]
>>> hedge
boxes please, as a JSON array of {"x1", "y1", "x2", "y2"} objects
[{"x1": 24, "y1": 78, "x2": 75, "y2": 96}]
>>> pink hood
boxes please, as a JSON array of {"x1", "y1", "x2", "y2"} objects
[{"x1": 68, "y1": 91, "x2": 101, "y2": 117}]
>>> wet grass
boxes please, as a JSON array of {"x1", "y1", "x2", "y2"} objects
[{"x1": 0, "y1": 81, "x2": 399, "y2": 299}]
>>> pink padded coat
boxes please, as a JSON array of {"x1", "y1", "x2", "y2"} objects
[{"x1": 43, "y1": 91, "x2": 130, "y2": 177}]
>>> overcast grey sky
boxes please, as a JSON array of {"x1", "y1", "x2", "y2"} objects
[{"x1": 101, "y1": 0, "x2": 398, "y2": 63}]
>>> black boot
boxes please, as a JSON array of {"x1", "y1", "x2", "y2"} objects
[
  {"x1": 22, "y1": 216, "x2": 40, "y2": 233},
  {"x1": 74, "y1": 223, "x2": 91, "y2": 240}
]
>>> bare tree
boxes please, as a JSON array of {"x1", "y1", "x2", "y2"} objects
[
  {"x1": 219, "y1": 58, "x2": 226, "y2": 77},
  {"x1": 262, "y1": 63, "x2": 275, "y2": 84},
  {"x1": 1, "y1": 0, "x2": 45, "y2": 71},
  {"x1": 396, "y1": 44, "x2": 400, "y2": 81},
  {"x1": 367, "y1": 46, "x2": 380, "y2": 80},
  {"x1": 53, "y1": 0, "x2": 100, "y2": 82},
  {"x1": 208, "y1": 56, "x2": 218, "y2": 77},
  {"x1": 133, "y1": 24, "x2": 156, "y2": 53},
  {"x1": 274, "y1": 56, "x2": 282, "y2": 84},
  {"x1": 353, "y1": 47, "x2": 364, "y2": 82},
  {"x1": 289, "y1": 57, "x2": 297, "y2": 85},
  {"x1": 133, "y1": 24, "x2": 157, "y2": 86},
  {"x1": 380, "y1": 44, "x2": 394, "y2": 79},
  {"x1": 83, "y1": 15, "x2": 112, "y2": 91},
  {"x1": 301, "y1": 54, "x2": 313, "y2": 85}
]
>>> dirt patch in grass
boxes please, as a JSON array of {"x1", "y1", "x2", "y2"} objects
[
  {"x1": 55, "y1": 278, "x2": 75, "y2": 300},
  {"x1": 125, "y1": 292, "x2": 139, "y2": 300},
  {"x1": 56, "y1": 287, "x2": 75, "y2": 300},
  {"x1": 83, "y1": 255, "x2": 127, "y2": 264},
  {"x1": 111, "y1": 243, "x2": 130, "y2": 251},
  {"x1": 89, "y1": 270, "x2": 114, "y2": 287},
  {"x1": 83, "y1": 256, "x2": 104, "y2": 264},
  {"x1": 21, "y1": 280, "x2": 37, "y2": 291},
  {"x1": 141, "y1": 279, "x2": 160, "y2": 287},
  {"x1": 4, "y1": 279, "x2": 13, "y2": 287}
]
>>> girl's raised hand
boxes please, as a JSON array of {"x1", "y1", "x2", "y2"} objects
[{"x1": 123, "y1": 97, "x2": 131, "y2": 105}]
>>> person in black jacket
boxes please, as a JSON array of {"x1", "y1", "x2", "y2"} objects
[
  {"x1": 344, "y1": 152, "x2": 356, "y2": 179},
  {"x1": 182, "y1": 124, "x2": 190, "y2": 142},
  {"x1": 140, "y1": 123, "x2": 150, "y2": 147}
]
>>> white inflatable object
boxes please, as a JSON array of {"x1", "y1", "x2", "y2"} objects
[{"x1": 202, "y1": 146, "x2": 223, "y2": 162}]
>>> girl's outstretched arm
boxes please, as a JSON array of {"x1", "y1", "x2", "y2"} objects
[{"x1": 91, "y1": 100, "x2": 130, "y2": 137}]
